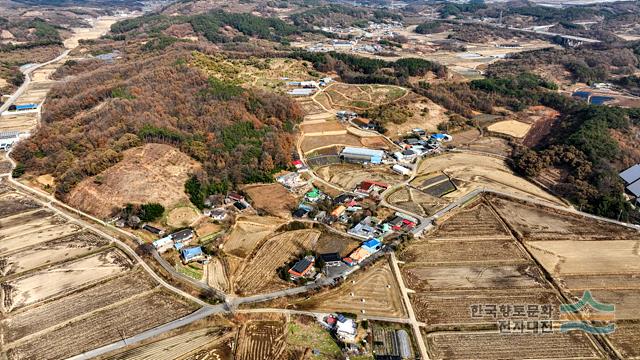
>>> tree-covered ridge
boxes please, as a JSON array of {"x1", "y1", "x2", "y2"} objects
[
  {"x1": 289, "y1": 4, "x2": 401, "y2": 28},
  {"x1": 488, "y1": 42, "x2": 640, "y2": 84},
  {"x1": 111, "y1": 10, "x2": 298, "y2": 44},
  {"x1": 289, "y1": 50, "x2": 447, "y2": 85},
  {"x1": 12, "y1": 48, "x2": 303, "y2": 199},
  {"x1": 0, "y1": 17, "x2": 63, "y2": 51}
]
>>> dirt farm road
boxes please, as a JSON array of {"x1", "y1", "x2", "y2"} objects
[{"x1": 390, "y1": 252, "x2": 430, "y2": 360}]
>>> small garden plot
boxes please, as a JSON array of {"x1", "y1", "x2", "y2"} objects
[
  {"x1": 3, "y1": 248, "x2": 132, "y2": 311},
  {"x1": 425, "y1": 331, "x2": 603, "y2": 360},
  {"x1": 234, "y1": 229, "x2": 320, "y2": 295},
  {"x1": 0, "y1": 231, "x2": 109, "y2": 276},
  {"x1": 286, "y1": 317, "x2": 341, "y2": 360},
  {"x1": 235, "y1": 320, "x2": 286, "y2": 360}
]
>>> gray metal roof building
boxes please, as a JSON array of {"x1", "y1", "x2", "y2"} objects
[
  {"x1": 619, "y1": 164, "x2": 640, "y2": 184},
  {"x1": 627, "y1": 180, "x2": 640, "y2": 198}
]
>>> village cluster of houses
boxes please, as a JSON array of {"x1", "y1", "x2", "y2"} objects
[
  {"x1": 150, "y1": 228, "x2": 208, "y2": 264},
  {"x1": 307, "y1": 20, "x2": 404, "y2": 54},
  {"x1": 146, "y1": 192, "x2": 255, "y2": 265}
]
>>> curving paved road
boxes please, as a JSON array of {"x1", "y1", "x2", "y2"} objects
[{"x1": 0, "y1": 50, "x2": 70, "y2": 114}]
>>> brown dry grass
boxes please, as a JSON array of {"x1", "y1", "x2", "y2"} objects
[
  {"x1": 243, "y1": 183, "x2": 298, "y2": 218},
  {"x1": 68, "y1": 143, "x2": 201, "y2": 218}
]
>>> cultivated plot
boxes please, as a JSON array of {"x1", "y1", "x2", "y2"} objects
[
  {"x1": 297, "y1": 259, "x2": 406, "y2": 318},
  {"x1": 234, "y1": 229, "x2": 320, "y2": 295},
  {"x1": 425, "y1": 331, "x2": 603, "y2": 360}
]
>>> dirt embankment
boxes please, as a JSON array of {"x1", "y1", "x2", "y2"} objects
[{"x1": 68, "y1": 143, "x2": 200, "y2": 218}]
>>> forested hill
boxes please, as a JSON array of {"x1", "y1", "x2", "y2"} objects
[{"x1": 12, "y1": 47, "x2": 303, "y2": 199}]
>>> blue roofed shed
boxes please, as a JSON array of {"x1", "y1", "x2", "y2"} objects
[{"x1": 361, "y1": 238, "x2": 382, "y2": 253}]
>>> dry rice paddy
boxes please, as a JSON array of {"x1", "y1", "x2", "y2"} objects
[{"x1": 0, "y1": 184, "x2": 197, "y2": 360}]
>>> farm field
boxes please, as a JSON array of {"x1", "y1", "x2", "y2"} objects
[
  {"x1": 490, "y1": 196, "x2": 638, "y2": 240},
  {"x1": 0, "y1": 230, "x2": 109, "y2": 276},
  {"x1": 526, "y1": 240, "x2": 640, "y2": 276},
  {"x1": 4, "y1": 248, "x2": 133, "y2": 310},
  {"x1": 0, "y1": 113, "x2": 38, "y2": 132},
  {"x1": 487, "y1": 120, "x2": 531, "y2": 138},
  {"x1": 235, "y1": 320, "x2": 286, "y2": 360},
  {"x1": 387, "y1": 184, "x2": 449, "y2": 218},
  {"x1": 416, "y1": 152, "x2": 562, "y2": 205},
  {"x1": 300, "y1": 121, "x2": 346, "y2": 136},
  {"x1": 399, "y1": 238, "x2": 527, "y2": 264},
  {"x1": 296, "y1": 259, "x2": 406, "y2": 318},
  {"x1": 101, "y1": 327, "x2": 234, "y2": 360},
  {"x1": 243, "y1": 183, "x2": 298, "y2": 218},
  {"x1": 68, "y1": 143, "x2": 201, "y2": 219},
  {"x1": 223, "y1": 215, "x2": 285, "y2": 258},
  {"x1": 407, "y1": 194, "x2": 640, "y2": 358},
  {"x1": 316, "y1": 163, "x2": 403, "y2": 190},
  {"x1": 429, "y1": 201, "x2": 510, "y2": 239},
  {"x1": 401, "y1": 263, "x2": 548, "y2": 291},
  {"x1": 383, "y1": 93, "x2": 450, "y2": 137},
  {"x1": 608, "y1": 321, "x2": 640, "y2": 359},
  {"x1": 398, "y1": 199, "x2": 556, "y2": 329},
  {"x1": 6, "y1": 289, "x2": 196, "y2": 360},
  {"x1": 411, "y1": 290, "x2": 560, "y2": 326},
  {"x1": 300, "y1": 133, "x2": 363, "y2": 154},
  {"x1": 0, "y1": 183, "x2": 199, "y2": 360},
  {"x1": 425, "y1": 331, "x2": 603, "y2": 360},
  {"x1": 234, "y1": 229, "x2": 321, "y2": 295},
  {"x1": 323, "y1": 83, "x2": 408, "y2": 110},
  {"x1": 206, "y1": 256, "x2": 231, "y2": 293}
]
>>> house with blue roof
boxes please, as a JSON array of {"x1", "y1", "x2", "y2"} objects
[
  {"x1": 181, "y1": 246, "x2": 206, "y2": 264},
  {"x1": 361, "y1": 238, "x2": 382, "y2": 254}
]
